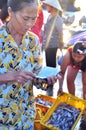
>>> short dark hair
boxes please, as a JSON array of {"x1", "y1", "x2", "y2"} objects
[
  {"x1": 0, "y1": 0, "x2": 7, "y2": 8},
  {"x1": 73, "y1": 41, "x2": 86, "y2": 54},
  {"x1": 7, "y1": 0, "x2": 37, "y2": 12}
]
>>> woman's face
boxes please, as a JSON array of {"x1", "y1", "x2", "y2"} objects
[
  {"x1": 9, "y1": 4, "x2": 37, "y2": 35},
  {"x1": 72, "y1": 52, "x2": 85, "y2": 63},
  {"x1": 45, "y1": 4, "x2": 53, "y2": 13}
]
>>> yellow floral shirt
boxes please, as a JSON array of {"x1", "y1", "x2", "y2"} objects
[{"x1": 0, "y1": 24, "x2": 42, "y2": 129}]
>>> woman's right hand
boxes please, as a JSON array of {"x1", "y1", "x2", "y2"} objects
[
  {"x1": 0, "y1": 71, "x2": 36, "y2": 84},
  {"x1": 13, "y1": 71, "x2": 36, "y2": 84}
]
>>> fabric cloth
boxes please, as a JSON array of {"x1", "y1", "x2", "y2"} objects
[
  {"x1": 68, "y1": 31, "x2": 86, "y2": 46},
  {"x1": 68, "y1": 46, "x2": 86, "y2": 72},
  {"x1": 0, "y1": 24, "x2": 42, "y2": 129}
]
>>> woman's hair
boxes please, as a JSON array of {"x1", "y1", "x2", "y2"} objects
[
  {"x1": 0, "y1": 0, "x2": 8, "y2": 21},
  {"x1": 0, "y1": 0, "x2": 38, "y2": 21},
  {"x1": 7, "y1": 0, "x2": 38, "y2": 12},
  {"x1": 0, "y1": 0, "x2": 7, "y2": 8},
  {"x1": 73, "y1": 41, "x2": 86, "y2": 54}
]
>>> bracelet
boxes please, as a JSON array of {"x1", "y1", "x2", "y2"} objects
[{"x1": 59, "y1": 71, "x2": 64, "y2": 76}]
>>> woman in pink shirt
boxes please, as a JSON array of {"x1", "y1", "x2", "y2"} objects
[
  {"x1": 30, "y1": 0, "x2": 44, "y2": 44},
  {"x1": 0, "y1": 19, "x2": 3, "y2": 26}
]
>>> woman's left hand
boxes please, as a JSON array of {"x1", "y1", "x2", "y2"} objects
[{"x1": 47, "y1": 74, "x2": 62, "y2": 85}]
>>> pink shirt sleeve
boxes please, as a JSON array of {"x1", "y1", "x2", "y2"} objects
[{"x1": 0, "y1": 19, "x2": 3, "y2": 26}]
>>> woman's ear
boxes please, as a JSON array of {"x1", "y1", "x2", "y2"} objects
[{"x1": 8, "y1": 7, "x2": 13, "y2": 17}]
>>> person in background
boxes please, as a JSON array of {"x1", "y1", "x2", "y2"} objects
[
  {"x1": 42, "y1": 0, "x2": 64, "y2": 96},
  {"x1": 58, "y1": 41, "x2": 86, "y2": 99},
  {"x1": 59, "y1": 0, "x2": 80, "y2": 12},
  {"x1": 66, "y1": 0, "x2": 80, "y2": 12},
  {"x1": 29, "y1": 0, "x2": 44, "y2": 44},
  {"x1": 0, "y1": 0, "x2": 60, "y2": 129}
]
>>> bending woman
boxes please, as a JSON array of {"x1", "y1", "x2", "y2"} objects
[{"x1": 58, "y1": 41, "x2": 86, "y2": 99}]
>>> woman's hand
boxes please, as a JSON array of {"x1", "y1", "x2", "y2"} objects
[
  {"x1": 47, "y1": 74, "x2": 62, "y2": 85},
  {"x1": 0, "y1": 71, "x2": 36, "y2": 84},
  {"x1": 13, "y1": 71, "x2": 36, "y2": 84}
]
